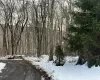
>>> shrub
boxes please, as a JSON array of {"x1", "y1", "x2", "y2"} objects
[{"x1": 54, "y1": 45, "x2": 65, "y2": 66}]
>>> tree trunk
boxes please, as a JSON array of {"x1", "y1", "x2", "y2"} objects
[{"x1": 3, "y1": 31, "x2": 7, "y2": 56}]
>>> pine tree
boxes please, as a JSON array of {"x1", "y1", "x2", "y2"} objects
[{"x1": 68, "y1": 0, "x2": 100, "y2": 68}]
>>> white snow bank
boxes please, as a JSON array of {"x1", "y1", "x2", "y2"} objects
[
  {"x1": 0, "y1": 62, "x2": 6, "y2": 73},
  {"x1": 24, "y1": 55, "x2": 100, "y2": 80}
]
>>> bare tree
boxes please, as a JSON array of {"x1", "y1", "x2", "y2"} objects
[
  {"x1": 0, "y1": 0, "x2": 28, "y2": 55},
  {"x1": 48, "y1": 0, "x2": 55, "y2": 61}
]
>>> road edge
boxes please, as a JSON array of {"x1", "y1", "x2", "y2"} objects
[{"x1": 23, "y1": 59, "x2": 51, "y2": 80}]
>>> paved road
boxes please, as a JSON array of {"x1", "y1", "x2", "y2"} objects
[{"x1": 0, "y1": 60, "x2": 50, "y2": 80}]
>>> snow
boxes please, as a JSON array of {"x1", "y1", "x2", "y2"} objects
[
  {"x1": 24, "y1": 55, "x2": 100, "y2": 80},
  {"x1": 0, "y1": 62, "x2": 6, "y2": 73}
]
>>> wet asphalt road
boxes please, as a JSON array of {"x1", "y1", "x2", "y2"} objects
[{"x1": 0, "y1": 60, "x2": 46, "y2": 80}]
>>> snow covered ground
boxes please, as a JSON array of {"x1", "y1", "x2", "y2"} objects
[
  {"x1": 0, "y1": 62, "x2": 6, "y2": 73},
  {"x1": 24, "y1": 55, "x2": 100, "y2": 80}
]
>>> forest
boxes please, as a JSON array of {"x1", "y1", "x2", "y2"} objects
[
  {"x1": 0, "y1": 0, "x2": 100, "y2": 80},
  {"x1": 0, "y1": 0, "x2": 99, "y2": 68}
]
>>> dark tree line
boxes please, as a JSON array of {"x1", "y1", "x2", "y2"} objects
[{"x1": 68, "y1": 0, "x2": 100, "y2": 68}]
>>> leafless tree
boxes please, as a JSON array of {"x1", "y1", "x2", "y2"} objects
[{"x1": 0, "y1": 0, "x2": 28, "y2": 55}]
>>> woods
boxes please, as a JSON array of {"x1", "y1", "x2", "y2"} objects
[
  {"x1": 0, "y1": 0, "x2": 71, "y2": 59},
  {"x1": 0, "y1": 0, "x2": 99, "y2": 68}
]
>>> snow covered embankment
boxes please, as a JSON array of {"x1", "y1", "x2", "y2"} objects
[
  {"x1": 0, "y1": 62, "x2": 6, "y2": 73},
  {"x1": 24, "y1": 55, "x2": 100, "y2": 80}
]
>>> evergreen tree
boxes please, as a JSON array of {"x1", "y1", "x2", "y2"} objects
[{"x1": 68, "y1": 0, "x2": 100, "y2": 68}]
